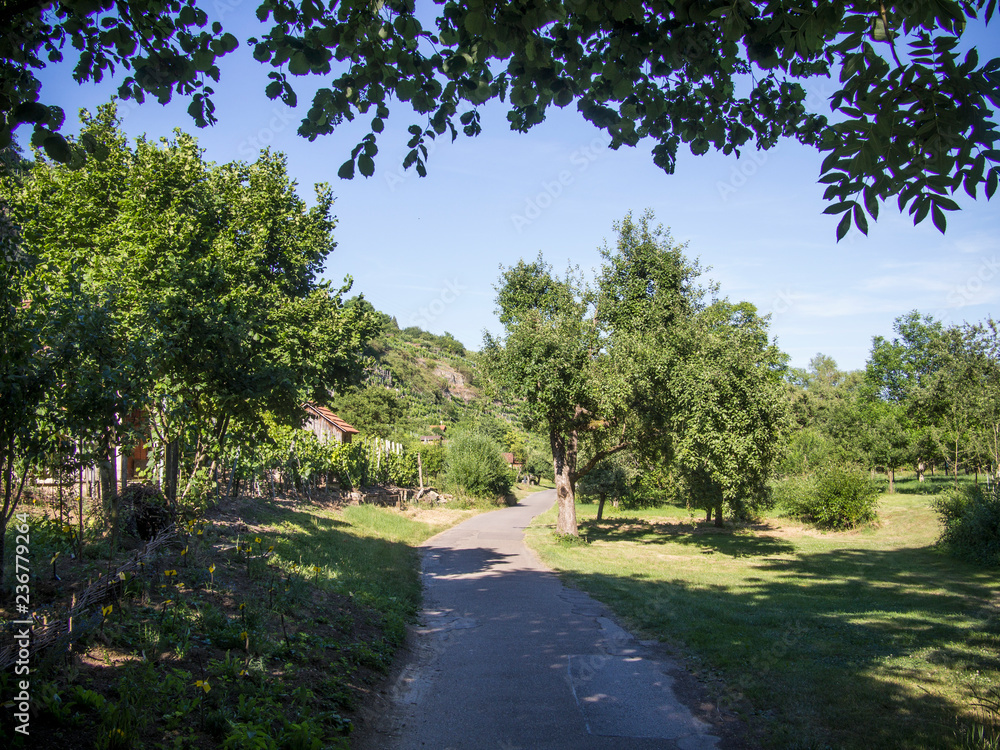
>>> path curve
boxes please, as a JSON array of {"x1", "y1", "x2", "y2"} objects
[{"x1": 359, "y1": 490, "x2": 724, "y2": 750}]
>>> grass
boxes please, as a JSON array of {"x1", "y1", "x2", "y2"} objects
[
  {"x1": 0, "y1": 492, "x2": 477, "y2": 749},
  {"x1": 527, "y1": 486, "x2": 1000, "y2": 749}
]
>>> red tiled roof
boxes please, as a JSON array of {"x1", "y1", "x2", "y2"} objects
[{"x1": 304, "y1": 403, "x2": 359, "y2": 434}]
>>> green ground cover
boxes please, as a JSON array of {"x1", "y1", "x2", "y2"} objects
[
  {"x1": 526, "y1": 483, "x2": 999, "y2": 749},
  {"x1": 1, "y1": 495, "x2": 473, "y2": 749}
]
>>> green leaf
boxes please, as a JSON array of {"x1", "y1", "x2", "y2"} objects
[
  {"x1": 853, "y1": 202, "x2": 869, "y2": 235},
  {"x1": 931, "y1": 203, "x2": 947, "y2": 234},
  {"x1": 358, "y1": 155, "x2": 375, "y2": 177},
  {"x1": 337, "y1": 159, "x2": 355, "y2": 179},
  {"x1": 288, "y1": 52, "x2": 310, "y2": 76},
  {"x1": 823, "y1": 201, "x2": 854, "y2": 215},
  {"x1": 42, "y1": 134, "x2": 73, "y2": 163},
  {"x1": 836, "y1": 212, "x2": 851, "y2": 242},
  {"x1": 465, "y1": 11, "x2": 486, "y2": 36},
  {"x1": 863, "y1": 186, "x2": 879, "y2": 220}
]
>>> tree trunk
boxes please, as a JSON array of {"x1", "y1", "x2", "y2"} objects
[
  {"x1": 597, "y1": 492, "x2": 606, "y2": 521},
  {"x1": 705, "y1": 507, "x2": 712, "y2": 522},
  {"x1": 551, "y1": 430, "x2": 578, "y2": 536},
  {"x1": 917, "y1": 461, "x2": 925, "y2": 483},
  {"x1": 888, "y1": 467, "x2": 895, "y2": 494},
  {"x1": 714, "y1": 503, "x2": 724, "y2": 527}
]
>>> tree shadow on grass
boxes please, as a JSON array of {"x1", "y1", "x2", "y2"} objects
[
  {"x1": 565, "y1": 541, "x2": 999, "y2": 750},
  {"x1": 579, "y1": 516, "x2": 797, "y2": 557}
]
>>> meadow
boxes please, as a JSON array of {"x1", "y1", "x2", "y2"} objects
[{"x1": 526, "y1": 476, "x2": 999, "y2": 749}]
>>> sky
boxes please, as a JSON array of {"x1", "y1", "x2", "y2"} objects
[{"x1": 31, "y1": 5, "x2": 1000, "y2": 373}]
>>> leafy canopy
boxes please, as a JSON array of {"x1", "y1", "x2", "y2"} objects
[{"x1": 2, "y1": 1, "x2": 998, "y2": 236}]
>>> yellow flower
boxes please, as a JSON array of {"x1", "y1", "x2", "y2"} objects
[
  {"x1": 164, "y1": 569, "x2": 177, "y2": 577},
  {"x1": 102, "y1": 605, "x2": 113, "y2": 617},
  {"x1": 195, "y1": 680, "x2": 211, "y2": 693},
  {"x1": 208, "y1": 564, "x2": 216, "y2": 574},
  {"x1": 255, "y1": 537, "x2": 261, "y2": 544},
  {"x1": 180, "y1": 546, "x2": 188, "y2": 556}
]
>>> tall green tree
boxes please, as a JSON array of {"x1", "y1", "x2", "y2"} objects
[
  {"x1": 3, "y1": 2, "x2": 998, "y2": 235},
  {"x1": 2, "y1": 104, "x2": 377, "y2": 513},
  {"x1": 669, "y1": 301, "x2": 789, "y2": 525},
  {"x1": 484, "y1": 211, "x2": 785, "y2": 534}
]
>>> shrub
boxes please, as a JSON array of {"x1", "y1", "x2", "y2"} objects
[
  {"x1": 445, "y1": 432, "x2": 513, "y2": 500},
  {"x1": 934, "y1": 483, "x2": 1000, "y2": 566},
  {"x1": 781, "y1": 465, "x2": 881, "y2": 529}
]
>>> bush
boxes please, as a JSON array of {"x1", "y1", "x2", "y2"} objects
[
  {"x1": 934, "y1": 483, "x2": 1000, "y2": 566},
  {"x1": 445, "y1": 432, "x2": 513, "y2": 500},
  {"x1": 781, "y1": 465, "x2": 881, "y2": 529}
]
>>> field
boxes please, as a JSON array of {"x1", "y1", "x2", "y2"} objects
[{"x1": 526, "y1": 476, "x2": 1000, "y2": 749}]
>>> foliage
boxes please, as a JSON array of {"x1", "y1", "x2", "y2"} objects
[
  {"x1": 330, "y1": 385, "x2": 405, "y2": 439},
  {"x1": 775, "y1": 426, "x2": 836, "y2": 476},
  {"x1": 934, "y1": 482, "x2": 1000, "y2": 566},
  {"x1": 782, "y1": 464, "x2": 882, "y2": 529},
  {"x1": 576, "y1": 457, "x2": 631, "y2": 519},
  {"x1": 444, "y1": 432, "x2": 513, "y2": 500},
  {"x1": 1, "y1": 104, "x2": 379, "y2": 522},
  {"x1": 5, "y1": 2, "x2": 1000, "y2": 237},
  {"x1": 625, "y1": 463, "x2": 684, "y2": 509},
  {"x1": 669, "y1": 300, "x2": 789, "y2": 524},
  {"x1": 484, "y1": 210, "x2": 786, "y2": 533}
]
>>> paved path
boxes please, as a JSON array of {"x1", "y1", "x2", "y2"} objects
[{"x1": 363, "y1": 489, "x2": 722, "y2": 750}]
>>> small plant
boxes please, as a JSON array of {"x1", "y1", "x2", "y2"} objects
[
  {"x1": 934, "y1": 483, "x2": 1000, "y2": 566},
  {"x1": 782, "y1": 465, "x2": 881, "y2": 529},
  {"x1": 444, "y1": 432, "x2": 514, "y2": 500}
]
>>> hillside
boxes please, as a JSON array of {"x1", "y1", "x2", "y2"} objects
[{"x1": 328, "y1": 317, "x2": 488, "y2": 440}]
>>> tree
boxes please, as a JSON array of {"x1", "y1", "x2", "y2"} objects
[
  {"x1": 483, "y1": 213, "x2": 696, "y2": 534},
  {"x1": 668, "y1": 301, "x2": 788, "y2": 525},
  {"x1": 331, "y1": 384, "x2": 405, "y2": 439},
  {"x1": 966, "y1": 320, "x2": 1000, "y2": 480},
  {"x1": 3, "y1": 2, "x2": 998, "y2": 236},
  {"x1": 485, "y1": 210, "x2": 785, "y2": 534},
  {"x1": 2, "y1": 104, "x2": 378, "y2": 515},
  {"x1": 576, "y1": 457, "x2": 631, "y2": 521}
]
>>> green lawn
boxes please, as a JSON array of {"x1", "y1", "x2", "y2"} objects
[{"x1": 526, "y1": 488, "x2": 999, "y2": 749}]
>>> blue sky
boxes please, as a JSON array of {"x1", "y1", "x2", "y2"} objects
[{"x1": 32, "y1": 5, "x2": 1000, "y2": 372}]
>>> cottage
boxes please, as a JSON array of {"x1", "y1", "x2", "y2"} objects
[
  {"x1": 502, "y1": 453, "x2": 524, "y2": 472},
  {"x1": 304, "y1": 403, "x2": 359, "y2": 444}
]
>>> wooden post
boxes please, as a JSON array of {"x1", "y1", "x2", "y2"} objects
[{"x1": 417, "y1": 452, "x2": 424, "y2": 492}]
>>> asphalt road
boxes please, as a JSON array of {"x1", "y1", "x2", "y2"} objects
[{"x1": 359, "y1": 489, "x2": 723, "y2": 750}]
